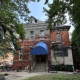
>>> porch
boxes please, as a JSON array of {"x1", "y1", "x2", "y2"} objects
[{"x1": 30, "y1": 42, "x2": 49, "y2": 72}]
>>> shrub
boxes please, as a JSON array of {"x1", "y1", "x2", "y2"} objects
[{"x1": 51, "y1": 64, "x2": 73, "y2": 72}]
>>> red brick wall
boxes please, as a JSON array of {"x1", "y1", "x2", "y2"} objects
[
  {"x1": 13, "y1": 34, "x2": 51, "y2": 70},
  {"x1": 13, "y1": 61, "x2": 30, "y2": 70},
  {"x1": 13, "y1": 29, "x2": 70, "y2": 70},
  {"x1": 50, "y1": 30, "x2": 70, "y2": 46}
]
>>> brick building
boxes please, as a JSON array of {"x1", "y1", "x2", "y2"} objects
[
  {"x1": 13, "y1": 16, "x2": 73, "y2": 72},
  {"x1": 13, "y1": 16, "x2": 51, "y2": 72},
  {"x1": 50, "y1": 25, "x2": 73, "y2": 66}
]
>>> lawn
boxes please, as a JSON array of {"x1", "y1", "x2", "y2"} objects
[{"x1": 23, "y1": 73, "x2": 80, "y2": 80}]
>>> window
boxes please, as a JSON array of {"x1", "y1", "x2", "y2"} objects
[
  {"x1": 19, "y1": 54, "x2": 22, "y2": 60},
  {"x1": 55, "y1": 23, "x2": 61, "y2": 26},
  {"x1": 40, "y1": 30, "x2": 44, "y2": 39},
  {"x1": 54, "y1": 50, "x2": 62, "y2": 57},
  {"x1": 56, "y1": 33, "x2": 61, "y2": 42},
  {"x1": 30, "y1": 31, "x2": 34, "y2": 35},
  {"x1": 63, "y1": 49, "x2": 68, "y2": 56},
  {"x1": 54, "y1": 49, "x2": 68, "y2": 57},
  {"x1": 30, "y1": 18, "x2": 35, "y2": 23},
  {"x1": 30, "y1": 31, "x2": 34, "y2": 40},
  {"x1": 32, "y1": 19, "x2": 35, "y2": 23},
  {"x1": 19, "y1": 49, "x2": 22, "y2": 60}
]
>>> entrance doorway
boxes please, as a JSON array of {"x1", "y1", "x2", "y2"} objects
[{"x1": 36, "y1": 55, "x2": 47, "y2": 63}]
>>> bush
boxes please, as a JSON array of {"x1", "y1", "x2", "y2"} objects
[{"x1": 51, "y1": 64, "x2": 73, "y2": 72}]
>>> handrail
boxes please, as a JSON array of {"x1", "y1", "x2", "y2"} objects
[{"x1": 32, "y1": 61, "x2": 36, "y2": 69}]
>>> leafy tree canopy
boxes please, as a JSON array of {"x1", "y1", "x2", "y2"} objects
[
  {"x1": 0, "y1": 0, "x2": 49, "y2": 56},
  {"x1": 44, "y1": 0, "x2": 80, "y2": 53},
  {"x1": 0, "y1": 0, "x2": 31, "y2": 56}
]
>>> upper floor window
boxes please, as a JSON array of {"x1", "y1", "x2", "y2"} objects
[
  {"x1": 40, "y1": 30, "x2": 44, "y2": 39},
  {"x1": 30, "y1": 31, "x2": 34, "y2": 40},
  {"x1": 56, "y1": 33, "x2": 61, "y2": 42},
  {"x1": 30, "y1": 31, "x2": 34, "y2": 35},
  {"x1": 40, "y1": 30, "x2": 44, "y2": 36}
]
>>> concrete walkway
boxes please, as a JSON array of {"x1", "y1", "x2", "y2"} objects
[
  {"x1": 0, "y1": 71, "x2": 76, "y2": 80},
  {"x1": 0, "y1": 71, "x2": 47, "y2": 80}
]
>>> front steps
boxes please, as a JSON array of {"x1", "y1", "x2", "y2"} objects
[{"x1": 32, "y1": 62, "x2": 47, "y2": 72}]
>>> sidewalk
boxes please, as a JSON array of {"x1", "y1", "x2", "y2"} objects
[
  {"x1": 0, "y1": 71, "x2": 47, "y2": 80},
  {"x1": 0, "y1": 71, "x2": 78, "y2": 80}
]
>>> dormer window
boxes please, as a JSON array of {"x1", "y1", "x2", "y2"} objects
[{"x1": 30, "y1": 18, "x2": 35, "y2": 23}]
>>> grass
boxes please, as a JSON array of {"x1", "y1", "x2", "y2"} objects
[{"x1": 23, "y1": 73, "x2": 80, "y2": 80}]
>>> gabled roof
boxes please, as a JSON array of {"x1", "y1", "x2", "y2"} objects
[
  {"x1": 28, "y1": 16, "x2": 37, "y2": 23},
  {"x1": 24, "y1": 16, "x2": 46, "y2": 26}
]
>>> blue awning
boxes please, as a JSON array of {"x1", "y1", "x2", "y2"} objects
[{"x1": 30, "y1": 42, "x2": 48, "y2": 55}]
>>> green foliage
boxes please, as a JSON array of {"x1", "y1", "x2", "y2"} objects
[
  {"x1": 0, "y1": 0, "x2": 30, "y2": 21},
  {"x1": 54, "y1": 64, "x2": 73, "y2": 72},
  {"x1": 44, "y1": 0, "x2": 80, "y2": 53},
  {"x1": 69, "y1": 0, "x2": 80, "y2": 52},
  {"x1": 0, "y1": 22, "x2": 19, "y2": 57},
  {"x1": 0, "y1": 0, "x2": 29, "y2": 56},
  {"x1": 71, "y1": 26, "x2": 80, "y2": 52},
  {"x1": 13, "y1": 41, "x2": 21, "y2": 50},
  {"x1": 0, "y1": 0, "x2": 49, "y2": 57},
  {"x1": 44, "y1": 0, "x2": 68, "y2": 28},
  {"x1": 23, "y1": 74, "x2": 80, "y2": 80},
  {"x1": 15, "y1": 24, "x2": 26, "y2": 40}
]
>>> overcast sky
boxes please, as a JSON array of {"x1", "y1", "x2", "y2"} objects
[{"x1": 28, "y1": 0, "x2": 74, "y2": 36}]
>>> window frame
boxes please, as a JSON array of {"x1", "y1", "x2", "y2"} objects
[
  {"x1": 30, "y1": 31, "x2": 34, "y2": 40},
  {"x1": 40, "y1": 30, "x2": 44, "y2": 40},
  {"x1": 56, "y1": 33, "x2": 61, "y2": 42},
  {"x1": 54, "y1": 49, "x2": 68, "y2": 57},
  {"x1": 19, "y1": 50, "x2": 22, "y2": 60}
]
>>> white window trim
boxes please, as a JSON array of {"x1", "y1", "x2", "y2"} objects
[
  {"x1": 30, "y1": 31, "x2": 35, "y2": 40},
  {"x1": 40, "y1": 30, "x2": 44, "y2": 40},
  {"x1": 56, "y1": 33, "x2": 61, "y2": 42}
]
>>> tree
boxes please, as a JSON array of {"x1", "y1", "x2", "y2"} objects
[
  {"x1": 0, "y1": 0, "x2": 30, "y2": 56},
  {"x1": 44, "y1": 0, "x2": 80, "y2": 53},
  {"x1": 43, "y1": 0, "x2": 69, "y2": 29},
  {"x1": 0, "y1": 0, "x2": 49, "y2": 56}
]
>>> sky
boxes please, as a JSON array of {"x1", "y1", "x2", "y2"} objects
[
  {"x1": 28, "y1": 0, "x2": 51, "y2": 20},
  {"x1": 28, "y1": 0, "x2": 74, "y2": 37}
]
